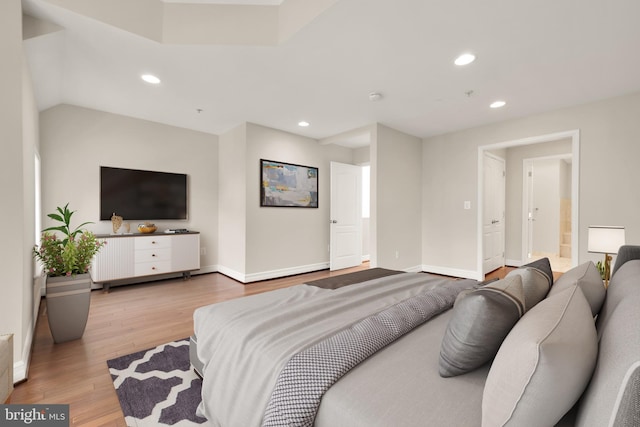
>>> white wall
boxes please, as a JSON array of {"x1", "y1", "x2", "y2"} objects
[
  {"x1": 217, "y1": 124, "x2": 247, "y2": 279},
  {"x1": 0, "y1": 0, "x2": 39, "y2": 382},
  {"x1": 373, "y1": 124, "x2": 422, "y2": 271},
  {"x1": 244, "y1": 123, "x2": 353, "y2": 281},
  {"x1": 423, "y1": 91, "x2": 640, "y2": 277},
  {"x1": 39, "y1": 105, "x2": 219, "y2": 272},
  {"x1": 352, "y1": 146, "x2": 370, "y2": 164}
]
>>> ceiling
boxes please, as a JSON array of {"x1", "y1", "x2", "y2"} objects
[{"x1": 21, "y1": 0, "x2": 640, "y2": 148}]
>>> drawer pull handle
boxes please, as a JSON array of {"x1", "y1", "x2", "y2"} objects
[
  {"x1": 152, "y1": 267, "x2": 156, "y2": 270},
  {"x1": 152, "y1": 241, "x2": 157, "y2": 244},
  {"x1": 152, "y1": 254, "x2": 156, "y2": 257}
]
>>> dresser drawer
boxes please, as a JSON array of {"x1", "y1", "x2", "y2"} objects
[
  {"x1": 134, "y1": 261, "x2": 171, "y2": 277},
  {"x1": 135, "y1": 236, "x2": 171, "y2": 250},
  {"x1": 135, "y1": 247, "x2": 170, "y2": 263}
]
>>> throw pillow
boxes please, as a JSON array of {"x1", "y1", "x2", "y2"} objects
[
  {"x1": 439, "y1": 275, "x2": 525, "y2": 378},
  {"x1": 453, "y1": 277, "x2": 500, "y2": 307},
  {"x1": 506, "y1": 267, "x2": 551, "y2": 311},
  {"x1": 547, "y1": 261, "x2": 605, "y2": 317},
  {"x1": 522, "y1": 257, "x2": 554, "y2": 286},
  {"x1": 481, "y1": 286, "x2": 598, "y2": 427}
]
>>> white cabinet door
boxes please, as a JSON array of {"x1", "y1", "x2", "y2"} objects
[
  {"x1": 91, "y1": 237, "x2": 135, "y2": 282},
  {"x1": 171, "y1": 234, "x2": 200, "y2": 272}
]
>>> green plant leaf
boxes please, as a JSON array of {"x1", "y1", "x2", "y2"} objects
[
  {"x1": 42, "y1": 225, "x2": 69, "y2": 234},
  {"x1": 47, "y1": 213, "x2": 64, "y2": 223}
]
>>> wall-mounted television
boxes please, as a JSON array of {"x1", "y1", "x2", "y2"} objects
[{"x1": 100, "y1": 166, "x2": 188, "y2": 220}]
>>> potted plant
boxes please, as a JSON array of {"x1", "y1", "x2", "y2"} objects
[{"x1": 33, "y1": 203, "x2": 105, "y2": 343}]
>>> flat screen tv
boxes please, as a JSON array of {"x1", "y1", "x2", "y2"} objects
[{"x1": 100, "y1": 166, "x2": 188, "y2": 220}]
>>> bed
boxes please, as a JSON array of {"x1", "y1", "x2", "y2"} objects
[
  {"x1": 191, "y1": 270, "x2": 481, "y2": 427},
  {"x1": 193, "y1": 253, "x2": 640, "y2": 427}
]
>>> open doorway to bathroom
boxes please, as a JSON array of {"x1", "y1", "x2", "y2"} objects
[{"x1": 523, "y1": 155, "x2": 573, "y2": 273}]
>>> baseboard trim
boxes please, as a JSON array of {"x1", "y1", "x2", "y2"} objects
[
  {"x1": 505, "y1": 258, "x2": 524, "y2": 267},
  {"x1": 244, "y1": 262, "x2": 329, "y2": 283},
  {"x1": 16, "y1": 276, "x2": 45, "y2": 383},
  {"x1": 215, "y1": 265, "x2": 245, "y2": 283},
  {"x1": 422, "y1": 264, "x2": 482, "y2": 281},
  {"x1": 14, "y1": 313, "x2": 36, "y2": 383},
  {"x1": 404, "y1": 265, "x2": 424, "y2": 273},
  {"x1": 217, "y1": 262, "x2": 331, "y2": 284}
]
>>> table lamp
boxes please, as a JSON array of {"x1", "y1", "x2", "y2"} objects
[{"x1": 588, "y1": 226, "x2": 625, "y2": 288}]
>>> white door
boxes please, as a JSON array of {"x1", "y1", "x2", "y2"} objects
[
  {"x1": 483, "y1": 153, "x2": 506, "y2": 274},
  {"x1": 330, "y1": 162, "x2": 362, "y2": 271}
]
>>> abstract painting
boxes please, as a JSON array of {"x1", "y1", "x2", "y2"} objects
[{"x1": 260, "y1": 159, "x2": 318, "y2": 208}]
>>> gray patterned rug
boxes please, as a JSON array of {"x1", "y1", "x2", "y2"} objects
[{"x1": 107, "y1": 338, "x2": 207, "y2": 426}]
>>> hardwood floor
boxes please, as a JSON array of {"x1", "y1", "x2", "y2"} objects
[
  {"x1": 10, "y1": 264, "x2": 533, "y2": 426},
  {"x1": 10, "y1": 264, "x2": 369, "y2": 426}
]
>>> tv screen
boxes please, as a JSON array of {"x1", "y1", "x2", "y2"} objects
[{"x1": 100, "y1": 166, "x2": 188, "y2": 220}]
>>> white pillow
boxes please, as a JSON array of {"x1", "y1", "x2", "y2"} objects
[{"x1": 481, "y1": 286, "x2": 598, "y2": 427}]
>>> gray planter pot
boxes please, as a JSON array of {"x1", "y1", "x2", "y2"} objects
[{"x1": 46, "y1": 273, "x2": 92, "y2": 343}]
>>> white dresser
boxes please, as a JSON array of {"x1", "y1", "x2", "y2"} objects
[{"x1": 91, "y1": 232, "x2": 200, "y2": 291}]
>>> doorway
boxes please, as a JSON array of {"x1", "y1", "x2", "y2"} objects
[
  {"x1": 523, "y1": 155, "x2": 572, "y2": 272},
  {"x1": 477, "y1": 130, "x2": 579, "y2": 279}
]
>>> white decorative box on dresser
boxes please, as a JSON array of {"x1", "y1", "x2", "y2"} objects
[{"x1": 91, "y1": 232, "x2": 200, "y2": 291}]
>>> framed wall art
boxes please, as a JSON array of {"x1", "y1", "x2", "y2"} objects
[{"x1": 260, "y1": 159, "x2": 318, "y2": 208}]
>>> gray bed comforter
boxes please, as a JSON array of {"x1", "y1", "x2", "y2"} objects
[{"x1": 194, "y1": 273, "x2": 476, "y2": 427}]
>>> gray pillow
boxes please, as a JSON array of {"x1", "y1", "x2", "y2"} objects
[
  {"x1": 481, "y1": 286, "x2": 598, "y2": 427},
  {"x1": 506, "y1": 267, "x2": 550, "y2": 311},
  {"x1": 439, "y1": 275, "x2": 525, "y2": 378},
  {"x1": 522, "y1": 257, "x2": 554, "y2": 286},
  {"x1": 548, "y1": 261, "x2": 605, "y2": 316}
]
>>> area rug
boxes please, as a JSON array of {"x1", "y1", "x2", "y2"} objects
[
  {"x1": 107, "y1": 338, "x2": 208, "y2": 426},
  {"x1": 305, "y1": 268, "x2": 403, "y2": 289}
]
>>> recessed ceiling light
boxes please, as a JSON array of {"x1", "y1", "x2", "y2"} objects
[
  {"x1": 454, "y1": 53, "x2": 476, "y2": 66},
  {"x1": 490, "y1": 100, "x2": 506, "y2": 108},
  {"x1": 298, "y1": 121, "x2": 310, "y2": 127},
  {"x1": 141, "y1": 74, "x2": 161, "y2": 84}
]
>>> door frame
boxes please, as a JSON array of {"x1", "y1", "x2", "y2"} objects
[{"x1": 477, "y1": 130, "x2": 580, "y2": 279}]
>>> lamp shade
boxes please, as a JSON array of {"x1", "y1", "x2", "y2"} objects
[{"x1": 588, "y1": 226, "x2": 625, "y2": 254}]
